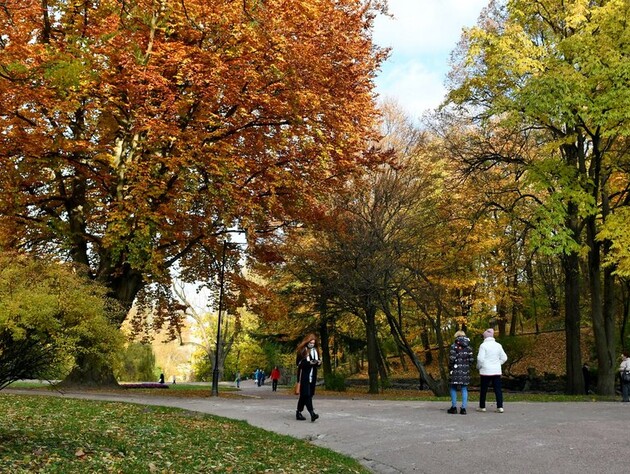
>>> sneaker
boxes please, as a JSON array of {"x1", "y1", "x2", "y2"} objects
[
  {"x1": 447, "y1": 406, "x2": 458, "y2": 414},
  {"x1": 476, "y1": 407, "x2": 486, "y2": 412},
  {"x1": 460, "y1": 408, "x2": 467, "y2": 415},
  {"x1": 496, "y1": 408, "x2": 504, "y2": 413}
]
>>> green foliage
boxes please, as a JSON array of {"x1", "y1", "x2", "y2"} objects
[
  {"x1": 526, "y1": 158, "x2": 596, "y2": 256},
  {"x1": 598, "y1": 207, "x2": 630, "y2": 277},
  {"x1": 0, "y1": 395, "x2": 368, "y2": 473},
  {"x1": 324, "y1": 372, "x2": 347, "y2": 392},
  {"x1": 116, "y1": 343, "x2": 157, "y2": 382},
  {"x1": 190, "y1": 351, "x2": 212, "y2": 382},
  {"x1": 220, "y1": 334, "x2": 267, "y2": 381},
  {"x1": 0, "y1": 253, "x2": 123, "y2": 389}
]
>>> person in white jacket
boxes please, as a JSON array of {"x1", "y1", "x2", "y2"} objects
[
  {"x1": 476, "y1": 328, "x2": 508, "y2": 413},
  {"x1": 619, "y1": 351, "x2": 630, "y2": 402}
]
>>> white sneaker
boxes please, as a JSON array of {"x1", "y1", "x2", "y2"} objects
[
  {"x1": 496, "y1": 408, "x2": 504, "y2": 413},
  {"x1": 476, "y1": 408, "x2": 486, "y2": 412}
]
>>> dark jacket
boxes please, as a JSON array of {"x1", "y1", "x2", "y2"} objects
[
  {"x1": 449, "y1": 336, "x2": 474, "y2": 385},
  {"x1": 297, "y1": 347, "x2": 320, "y2": 397}
]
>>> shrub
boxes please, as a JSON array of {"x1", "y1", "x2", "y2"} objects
[
  {"x1": 0, "y1": 253, "x2": 123, "y2": 390},
  {"x1": 324, "y1": 372, "x2": 347, "y2": 391}
]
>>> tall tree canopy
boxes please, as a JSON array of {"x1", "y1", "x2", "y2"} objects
[
  {"x1": 0, "y1": 0, "x2": 386, "y2": 324},
  {"x1": 446, "y1": 0, "x2": 630, "y2": 394}
]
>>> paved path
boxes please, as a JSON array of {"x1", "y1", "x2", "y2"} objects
[{"x1": 6, "y1": 380, "x2": 628, "y2": 473}]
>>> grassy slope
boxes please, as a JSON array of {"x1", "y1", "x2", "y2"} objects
[{"x1": 0, "y1": 394, "x2": 368, "y2": 474}]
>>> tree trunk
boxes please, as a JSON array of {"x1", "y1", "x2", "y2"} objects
[
  {"x1": 319, "y1": 316, "x2": 332, "y2": 379},
  {"x1": 64, "y1": 260, "x2": 145, "y2": 387},
  {"x1": 563, "y1": 250, "x2": 583, "y2": 395},
  {"x1": 497, "y1": 300, "x2": 508, "y2": 337},
  {"x1": 622, "y1": 280, "x2": 630, "y2": 350},
  {"x1": 364, "y1": 303, "x2": 380, "y2": 394},
  {"x1": 376, "y1": 341, "x2": 389, "y2": 388},
  {"x1": 61, "y1": 352, "x2": 119, "y2": 387},
  {"x1": 382, "y1": 300, "x2": 445, "y2": 396},
  {"x1": 421, "y1": 319, "x2": 433, "y2": 365}
]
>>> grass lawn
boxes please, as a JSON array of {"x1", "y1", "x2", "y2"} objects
[{"x1": 0, "y1": 394, "x2": 369, "y2": 474}]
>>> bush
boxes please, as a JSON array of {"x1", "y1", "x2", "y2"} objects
[
  {"x1": 0, "y1": 253, "x2": 123, "y2": 390},
  {"x1": 324, "y1": 372, "x2": 347, "y2": 391}
]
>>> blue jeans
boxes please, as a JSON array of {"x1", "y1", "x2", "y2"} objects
[{"x1": 450, "y1": 384, "x2": 468, "y2": 409}]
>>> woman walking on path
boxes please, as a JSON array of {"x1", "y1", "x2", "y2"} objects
[
  {"x1": 296, "y1": 333, "x2": 321, "y2": 422},
  {"x1": 447, "y1": 330, "x2": 474, "y2": 415},
  {"x1": 270, "y1": 366, "x2": 281, "y2": 392},
  {"x1": 620, "y1": 351, "x2": 630, "y2": 402},
  {"x1": 476, "y1": 328, "x2": 507, "y2": 413}
]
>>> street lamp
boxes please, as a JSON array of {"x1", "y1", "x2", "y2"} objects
[{"x1": 211, "y1": 235, "x2": 246, "y2": 397}]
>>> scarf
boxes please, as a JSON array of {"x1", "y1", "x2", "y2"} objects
[{"x1": 307, "y1": 347, "x2": 318, "y2": 382}]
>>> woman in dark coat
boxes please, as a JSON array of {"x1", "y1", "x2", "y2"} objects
[
  {"x1": 447, "y1": 330, "x2": 474, "y2": 415},
  {"x1": 296, "y1": 333, "x2": 321, "y2": 422}
]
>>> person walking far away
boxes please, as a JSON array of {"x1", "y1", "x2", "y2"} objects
[
  {"x1": 158, "y1": 373, "x2": 165, "y2": 384},
  {"x1": 476, "y1": 328, "x2": 508, "y2": 413},
  {"x1": 619, "y1": 352, "x2": 630, "y2": 402},
  {"x1": 235, "y1": 371, "x2": 241, "y2": 389},
  {"x1": 271, "y1": 366, "x2": 281, "y2": 392},
  {"x1": 256, "y1": 368, "x2": 265, "y2": 386},
  {"x1": 296, "y1": 333, "x2": 322, "y2": 422},
  {"x1": 447, "y1": 330, "x2": 474, "y2": 415}
]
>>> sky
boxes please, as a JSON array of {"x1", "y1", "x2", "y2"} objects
[{"x1": 372, "y1": 0, "x2": 489, "y2": 120}]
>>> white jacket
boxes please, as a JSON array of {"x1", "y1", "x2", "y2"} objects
[
  {"x1": 619, "y1": 358, "x2": 630, "y2": 373},
  {"x1": 477, "y1": 337, "x2": 508, "y2": 376}
]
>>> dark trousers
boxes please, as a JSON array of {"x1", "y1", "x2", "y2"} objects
[
  {"x1": 272, "y1": 380, "x2": 278, "y2": 391},
  {"x1": 479, "y1": 375, "x2": 503, "y2": 409},
  {"x1": 297, "y1": 381, "x2": 317, "y2": 414},
  {"x1": 297, "y1": 394, "x2": 314, "y2": 414}
]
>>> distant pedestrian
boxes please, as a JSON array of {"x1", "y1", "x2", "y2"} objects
[
  {"x1": 158, "y1": 373, "x2": 165, "y2": 384},
  {"x1": 271, "y1": 366, "x2": 281, "y2": 392},
  {"x1": 619, "y1": 352, "x2": 630, "y2": 402},
  {"x1": 476, "y1": 328, "x2": 507, "y2": 413},
  {"x1": 447, "y1": 330, "x2": 474, "y2": 415},
  {"x1": 256, "y1": 368, "x2": 265, "y2": 386},
  {"x1": 296, "y1": 333, "x2": 321, "y2": 422},
  {"x1": 235, "y1": 372, "x2": 241, "y2": 389},
  {"x1": 582, "y1": 363, "x2": 590, "y2": 394}
]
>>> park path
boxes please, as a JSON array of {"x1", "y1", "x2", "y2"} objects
[{"x1": 5, "y1": 380, "x2": 629, "y2": 473}]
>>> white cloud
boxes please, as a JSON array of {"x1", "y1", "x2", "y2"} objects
[
  {"x1": 372, "y1": 0, "x2": 489, "y2": 119},
  {"x1": 376, "y1": 60, "x2": 446, "y2": 121}
]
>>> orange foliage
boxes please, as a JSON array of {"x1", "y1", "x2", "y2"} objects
[{"x1": 0, "y1": 0, "x2": 387, "y2": 319}]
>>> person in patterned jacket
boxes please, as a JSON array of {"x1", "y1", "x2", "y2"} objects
[{"x1": 447, "y1": 330, "x2": 474, "y2": 415}]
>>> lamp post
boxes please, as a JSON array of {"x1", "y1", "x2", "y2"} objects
[
  {"x1": 211, "y1": 241, "x2": 228, "y2": 397},
  {"x1": 210, "y1": 233, "x2": 245, "y2": 397}
]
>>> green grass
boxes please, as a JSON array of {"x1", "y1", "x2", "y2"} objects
[{"x1": 0, "y1": 394, "x2": 369, "y2": 474}]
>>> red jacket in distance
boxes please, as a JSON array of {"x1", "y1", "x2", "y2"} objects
[{"x1": 271, "y1": 367, "x2": 281, "y2": 380}]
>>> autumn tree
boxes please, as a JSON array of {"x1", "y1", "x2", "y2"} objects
[
  {"x1": 446, "y1": 0, "x2": 630, "y2": 394},
  {"x1": 256, "y1": 103, "x2": 496, "y2": 396},
  {"x1": 0, "y1": 0, "x2": 386, "y2": 383}
]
